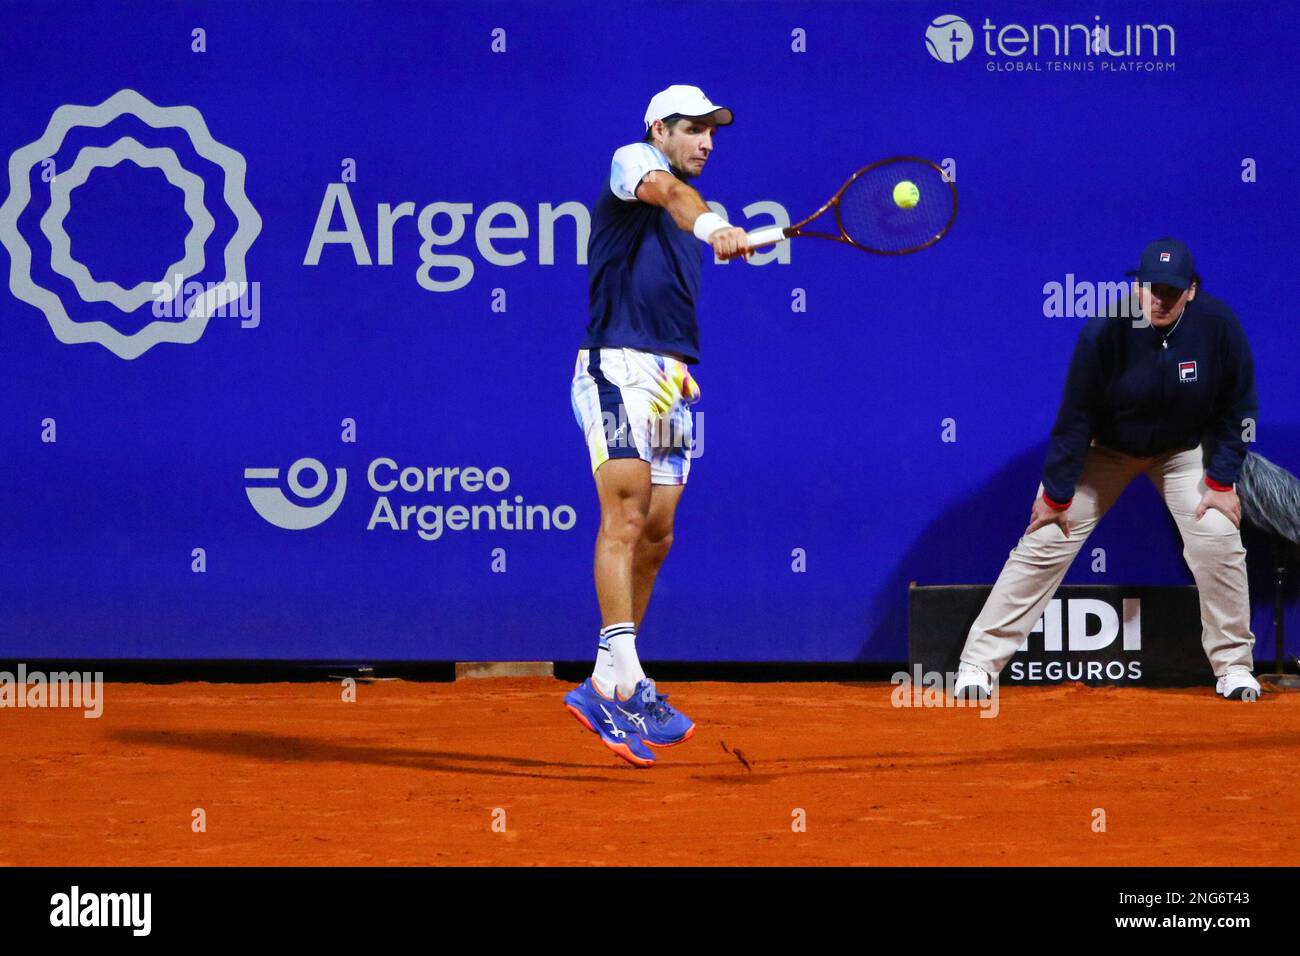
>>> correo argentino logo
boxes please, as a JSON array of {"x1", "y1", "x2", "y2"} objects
[
  {"x1": 0, "y1": 89, "x2": 261, "y2": 359},
  {"x1": 245, "y1": 458, "x2": 347, "y2": 530}
]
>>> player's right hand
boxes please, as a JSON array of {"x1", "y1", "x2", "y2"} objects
[
  {"x1": 1025, "y1": 494, "x2": 1071, "y2": 538},
  {"x1": 710, "y1": 226, "x2": 753, "y2": 261}
]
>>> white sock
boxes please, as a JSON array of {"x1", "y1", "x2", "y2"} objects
[
  {"x1": 603, "y1": 622, "x2": 645, "y2": 698},
  {"x1": 592, "y1": 631, "x2": 618, "y2": 697}
]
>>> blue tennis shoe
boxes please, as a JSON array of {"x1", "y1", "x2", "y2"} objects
[
  {"x1": 616, "y1": 678, "x2": 695, "y2": 748},
  {"x1": 564, "y1": 678, "x2": 655, "y2": 767}
]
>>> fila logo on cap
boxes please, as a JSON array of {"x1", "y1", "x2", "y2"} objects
[
  {"x1": 1159, "y1": 252, "x2": 1172, "y2": 262},
  {"x1": 1179, "y1": 361, "x2": 1197, "y2": 382}
]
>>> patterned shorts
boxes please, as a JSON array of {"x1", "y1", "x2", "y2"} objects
[{"x1": 571, "y1": 347, "x2": 701, "y2": 485}]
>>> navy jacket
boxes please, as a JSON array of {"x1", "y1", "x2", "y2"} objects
[{"x1": 1042, "y1": 292, "x2": 1257, "y2": 505}]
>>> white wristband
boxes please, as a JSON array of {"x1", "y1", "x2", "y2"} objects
[{"x1": 693, "y1": 211, "x2": 729, "y2": 243}]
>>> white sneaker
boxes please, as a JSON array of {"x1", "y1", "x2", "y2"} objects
[
  {"x1": 1215, "y1": 670, "x2": 1261, "y2": 701},
  {"x1": 954, "y1": 661, "x2": 993, "y2": 701}
]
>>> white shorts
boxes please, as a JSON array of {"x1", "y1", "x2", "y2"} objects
[{"x1": 571, "y1": 347, "x2": 701, "y2": 485}]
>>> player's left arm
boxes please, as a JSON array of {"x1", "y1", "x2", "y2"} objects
[
  {"x1": 1041, "y1": 318, "x2": 1107, "y2": 509},
  {"x1": 610, "y1": 144, "x2": 749, "y2": 259},
  {"x1": 635, "y1": 170, "x2": 752, "y2": 260}
]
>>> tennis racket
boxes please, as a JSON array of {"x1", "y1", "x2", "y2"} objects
[{"x1": 739, "y1": 156, "x2": 957, "y2": 257}]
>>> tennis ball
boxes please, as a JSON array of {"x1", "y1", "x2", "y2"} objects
[{"x1": 893, "y1": 180, "x2": 920, "y2": 209}]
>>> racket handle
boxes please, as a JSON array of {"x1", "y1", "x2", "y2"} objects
[{"x1": 744, "y1": 224, "x2": 789, "y2": 248}]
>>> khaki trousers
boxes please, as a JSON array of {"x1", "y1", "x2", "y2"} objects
[{"x1": 960, "y1": 443, "x2": 1255, "y2": 678}]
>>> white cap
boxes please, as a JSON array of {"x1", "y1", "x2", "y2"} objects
[{"x1": 643, "y1": 85, "x2": 733, "y2": 131}]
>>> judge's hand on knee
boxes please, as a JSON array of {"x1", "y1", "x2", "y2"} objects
[
  {"x1": 1026, "y1": 495, "x2": 1071, "y2": 538},
  {"x1": 1195, "y1": 487, "x2": 1241, "y2": 528}
]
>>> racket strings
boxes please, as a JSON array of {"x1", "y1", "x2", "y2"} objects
[{"x1": 836, "y1": 161, "x2": 954, "y2": 254}]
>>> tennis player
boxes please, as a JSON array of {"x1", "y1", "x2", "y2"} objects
[
  {"x1": 564, "y1": 85, "x2": 751, "y2": 767},
  {"x1": 954, "y1": 239, "x2": 1262, "y2": 701}
]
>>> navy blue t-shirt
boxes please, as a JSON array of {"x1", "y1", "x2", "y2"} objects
[
  {"x1": 1042, "y1": 291, "x2": 1258, "y2": 503},
  {"x1": 582, "y1": 143, "x2": 702, "y2": 363}
]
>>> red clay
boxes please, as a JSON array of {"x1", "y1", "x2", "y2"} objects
[{"x1": 3, "y1": 679, "x2": 1298, "y2": 866}]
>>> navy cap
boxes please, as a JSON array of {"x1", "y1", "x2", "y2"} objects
[{"x1": 1126, "y1": 238, "x2": 1197, "y2": 290}]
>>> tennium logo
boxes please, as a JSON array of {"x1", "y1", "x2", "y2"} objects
[
  {"x1": 926, "y1": 14, "x2": 974, "y2": 63},
  {"x1": 928, "y1": 13, "x2": 1176, "y2": 72},
  {"x1": 0, "y1": 89, "x2": 262, "y2": 359}
]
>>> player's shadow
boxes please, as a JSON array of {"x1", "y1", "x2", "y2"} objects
[
  {"x1": 856, "y1": 432, "x2": 1300, "y2": 665},
  {"x1": 681, "y1": 728, "x2": 1300, "y2": 785},
  {"x1": 110, "y1": 729, "x2": 652, "y2": 785}
]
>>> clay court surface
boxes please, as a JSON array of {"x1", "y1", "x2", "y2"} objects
[{"x1": 4, "y1": 679, "x2": 1299, "y2": 867}]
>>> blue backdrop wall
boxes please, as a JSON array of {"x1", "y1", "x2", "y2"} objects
[{"x1": 1, "y1": 0, "x2": 1297, "y2": 661}]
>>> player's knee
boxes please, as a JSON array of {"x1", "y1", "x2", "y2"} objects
[
  {"x1": 600, "y1": 505, "x2": 646, "y2": 545},
  {"x1": 1013, "y1": 537, "x2": 1079, "y2": 568},
  {"x1": 640, "y1": 527, "x2": 674, "y2": 564},
  {"x1": 1188, "y1": 509, "x2": 1239, "y2": 539},
  {"x1": 1182, "y1": 532, "x2": 1245, "y2": 567}
]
